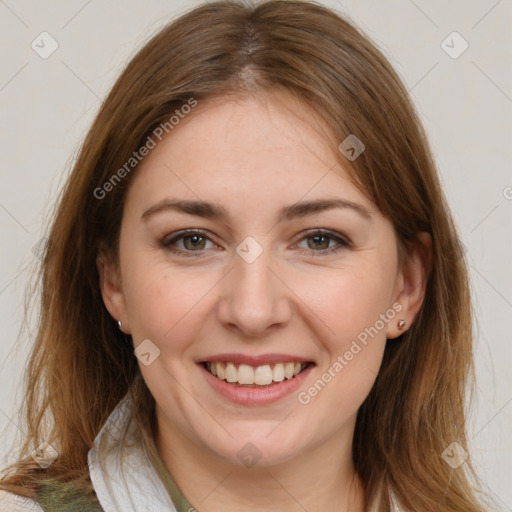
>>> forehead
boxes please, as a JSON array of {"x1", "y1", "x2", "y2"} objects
[{"x1": 126, "y1": 92, "x2": 375, "y2": 216}]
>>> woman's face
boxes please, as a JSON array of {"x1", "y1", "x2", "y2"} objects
[{"x1": 102, "y1": 91, "x2": 410, "y2": 468}]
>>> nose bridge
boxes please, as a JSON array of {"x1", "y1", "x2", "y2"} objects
[{"x1": 217, "y1": 238, "x2": 290, "y2": 336}]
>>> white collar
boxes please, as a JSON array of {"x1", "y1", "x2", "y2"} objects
[
  {"x1": 87, "y1": 392, "x2": 177, "y2": 512},
  {"x1": 87, "y1": 391, "x2": 405, "y2": 511}
]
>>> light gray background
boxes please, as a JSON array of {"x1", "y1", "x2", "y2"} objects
[{"x1": 1, "y1": 0, "x2": 510, "y2": 509}]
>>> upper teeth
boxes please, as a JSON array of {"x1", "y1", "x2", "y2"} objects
[{"x1": 206, "y1": 362, "x2": 306, "y2": 386}]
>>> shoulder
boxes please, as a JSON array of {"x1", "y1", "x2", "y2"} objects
[{"x1": 0, "y1": 490, "x2": 44, "y2": 512}]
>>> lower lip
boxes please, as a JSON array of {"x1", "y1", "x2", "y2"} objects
[{"x1": 198, "y1": 363, "x2": 314, "y2": 406}]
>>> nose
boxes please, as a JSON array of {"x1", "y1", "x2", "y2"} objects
[{"x1": 216, "y1": 245, "x2": 292, "y2": 338}]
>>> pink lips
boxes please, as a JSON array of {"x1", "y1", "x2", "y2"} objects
[{"x1": 198, "y1": 358, "x2": 315, "y2": 406}]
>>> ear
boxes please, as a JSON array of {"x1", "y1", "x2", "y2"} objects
[
  {"x1": 387, "y1": 232, "x2": 432, "y2": 339},
  {"x1": 97, "y1": 250, "x2": 131, "y2": 334}
]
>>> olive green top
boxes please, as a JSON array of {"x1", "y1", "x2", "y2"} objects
[
  {"x1": 143, "y1": 432, "x2": 197, "y2": 512},
  {"x1": 35, "y1": 434, "x2": 195, "y2": 512}
]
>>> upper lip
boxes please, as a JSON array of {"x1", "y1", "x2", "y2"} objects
[{"x1": 198, "y1": 353, "x2": 315, "y2": 366}]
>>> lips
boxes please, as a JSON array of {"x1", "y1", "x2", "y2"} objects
[
  {"x1": 197, "y1": 353, "x2": 316, "y2": 405},
  {"x1": 198, "y1": 360, "x2": 315, "y2": 406}
]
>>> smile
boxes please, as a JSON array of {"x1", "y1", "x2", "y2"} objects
[{"x1": 203, "y1": 361, "x2": 311, "y2": 387}]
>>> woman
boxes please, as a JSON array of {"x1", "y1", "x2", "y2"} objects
[{"x1": 0, "y1": 1, "x2": 488, "y2": 510}]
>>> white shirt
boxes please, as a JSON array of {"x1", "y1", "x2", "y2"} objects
[{"x1": 0, "y1": 391, "x2": 405, "y2": 511}]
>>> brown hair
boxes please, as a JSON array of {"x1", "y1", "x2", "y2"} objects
[{"x1": 0, "y1": 1, "x2": 488, "y2": 510}]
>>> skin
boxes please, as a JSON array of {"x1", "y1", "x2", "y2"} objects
[{"x1": 98, "y1": 90, "x2": 431, "y2": 512}]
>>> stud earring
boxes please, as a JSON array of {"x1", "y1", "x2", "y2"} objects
[
  {"x1": 118, "y1": 320, "x2": 122, "y2": 330},
  {"x1": 397, "y1": 319, "x2": 406, "y2": 330}
]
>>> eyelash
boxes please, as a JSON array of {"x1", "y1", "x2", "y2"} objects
[{"x1": 161, "y1": 229, "x2": 351, "y2": 258}]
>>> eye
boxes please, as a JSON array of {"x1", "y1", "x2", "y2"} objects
[
  {"x1": 161, "y1": 228, "x2": 351, "y2": 258},
  {"x1": 294, "y1": 229, "x2": 351, "y2": 256},
  {"x1": 161, "y1": 229, "x2": 218, "y2": 257}
]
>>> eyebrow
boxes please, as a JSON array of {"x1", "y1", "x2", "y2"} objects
[{"x1": 141, "y1": 197, "x2": 373, "y2": 223}]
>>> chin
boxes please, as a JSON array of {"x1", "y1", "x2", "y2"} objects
[{"x1": 206, "y1": 430, "x2": 306, "y2": 469}]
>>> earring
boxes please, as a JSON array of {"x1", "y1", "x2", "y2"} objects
[
  {"x1": 118, "y1": 320, "x2": 122, "y2": 330},
  {"x1": 397, "y1": 319, "x2": 406, "y2": 330}
]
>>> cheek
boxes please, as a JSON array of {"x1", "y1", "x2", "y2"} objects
[
  {"x1": 296, "y1": 268, "x2": 391, "y2": 420},
  {"x1": 121, "y1": 252, "x2": 228, "y2": 366},
  {"x1": 295, "y1": 263, "x2": 395, "y2": 345},
  {"x1": 121, "y1": 252, "x2": 207, "y2": 341},
  {"x1": 317, "y1": 263, "x2": 395, "y2": 399}
]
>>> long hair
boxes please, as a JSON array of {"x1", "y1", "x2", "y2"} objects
[{"x1": 0, "y1": 1, "x2": 487, "y2": 510}]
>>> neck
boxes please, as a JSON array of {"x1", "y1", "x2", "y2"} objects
[{"x1": 154, "y1": 414, "x2": 365, "y2": 512}]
